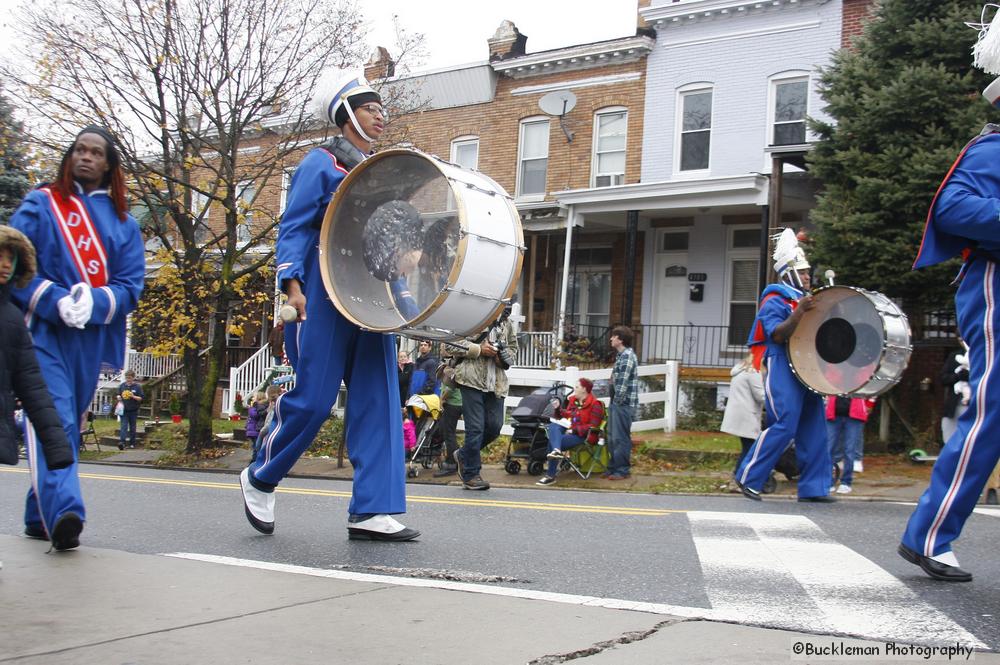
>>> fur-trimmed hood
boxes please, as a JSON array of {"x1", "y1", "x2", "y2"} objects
[{"x1": 0, "y1": 225, "x2": 37, "y2": 289}]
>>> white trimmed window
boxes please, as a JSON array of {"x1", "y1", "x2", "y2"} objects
[
  {"x1": 677, "y1": 85, "x2": 713, "y2": 173},
  {"x1": 278, "y1": 168, "x2": 295, "y2": 215},
  {"x1": 725, "y1": 227, "x2": 761, "y2": 346},
  {"x1": 236, "y1": 180, "x2": 255, "y2": 245},
  {"x1": 192, "y1": 191, "x2": 210, "y2": 245},
  {"x1": 592, "y1": 108, "x2": 627, "y2": 188},
  {"x1": 517, "y1": 117, "x2": 550, "y2": 198},
  {"x1": 769, "y1": 74, "x2": 809, "y2": 146},
  {"x1": 451, "y1": 136, "x2": 479, "y2": 170},
  {"x1": 555, "y1": 246, "x2": 613, "y2": 331}
]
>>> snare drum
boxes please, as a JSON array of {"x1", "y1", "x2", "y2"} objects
[
  {"x1": 787, "y1": 285, "x2": 912, "y2": 397},
  {"x1": 318, "y1": 149, "x2": 524, "y2": 341}
]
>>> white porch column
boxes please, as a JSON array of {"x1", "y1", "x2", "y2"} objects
[{"x1": 555, "y1": 206, "x2": 577, "y2": 356}]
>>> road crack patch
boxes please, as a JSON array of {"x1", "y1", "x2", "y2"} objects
[
  {"x1": 328, "y1": 564, "x2": 529, "y2": 584},
  {"x1": 528, "y1": 618, "x2": 687, "y2": 664}
]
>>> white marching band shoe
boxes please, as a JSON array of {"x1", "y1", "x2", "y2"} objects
[
  {"x1": 347, "y1": 514, "x2": 420, "y2": 541},
  {"x1": 240, "y1": 468, "x2": 275, "y2": 535}
]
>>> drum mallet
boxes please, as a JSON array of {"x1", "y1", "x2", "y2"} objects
[
  {"x1": 824, "y1": 269, "x2": 836, "y2": 287},
  {"x1": 279, "y1": 304, "x2": 298, "y2": 323}
]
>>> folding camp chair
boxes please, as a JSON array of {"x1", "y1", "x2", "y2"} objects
[
  {"x1": 561, "y1": 401, "x2": 609, "y2": 479},
  {"x1": 80, "y1": 410, "x2": 100, "y2": 452}
]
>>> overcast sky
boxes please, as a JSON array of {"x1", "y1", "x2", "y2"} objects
[
  {"x1": 0, "y1": 1, "x2": 642, "y2": 72},
  {"x1": 362, "y1": 0, "x2": 641, "y2": 72}
]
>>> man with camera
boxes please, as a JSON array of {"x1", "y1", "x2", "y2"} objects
[{"x1": 451, "y1": 307, "x2": 519, "y2": 490}]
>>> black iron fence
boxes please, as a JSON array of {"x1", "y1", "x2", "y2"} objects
[{"x1": 537, "y1": 323, "x2": 747, "y2": 368}]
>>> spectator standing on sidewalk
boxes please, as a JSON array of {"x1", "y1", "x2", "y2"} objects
[
  {"x1": 397, "y1": 349, "x2": 414, "y2": 408},
  {"x1": 117, "y1": 370, "x2": 143, "y2": 450},
  {"x1": 452, "y1": 307, "x2": 518, "y2": 490},
  {"x1": 825, "y1": 396, "x2": 873, "y2": 495},
  {"x1": 720, "y1": 354, "x2": 764, "y2": 479},
  {"x1": 606, "y1": 326, "x2": 638, "y2": 480},
  {"x1": 267, "y1": 322, "x2": 284, "y2": 367},
  {"x1": 408, "y1": 340, "x2": 439, "y2": 398},
  {"x1": 432, "y1": 359, "x2": 462, "y2": 478}
]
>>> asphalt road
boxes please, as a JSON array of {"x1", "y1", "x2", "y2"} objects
[{"x1": 1, "y1": 463, "x2": 998, "y2": 650}]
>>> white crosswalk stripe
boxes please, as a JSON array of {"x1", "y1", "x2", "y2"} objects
[{"x1": 688, "y1": 511, "x2": 985, "y2": 648}]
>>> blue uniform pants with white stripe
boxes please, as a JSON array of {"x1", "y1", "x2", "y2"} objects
[
  {"x1": 24, "y1": 322, "x2": 100, "y2": 532},
  {"x1": 736, "y1": 349, "x2": 831, "y2": 498},
  {"x1": 903, "y1": 257, "x2": 1000, "y2": 557},
  {"x1": 251, "y1": 262, "x2": 406, "y2": 517}
]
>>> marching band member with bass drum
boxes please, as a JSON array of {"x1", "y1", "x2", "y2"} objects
[{"x1": 735, "y1": 229, "x2": 835, "y2": 503}]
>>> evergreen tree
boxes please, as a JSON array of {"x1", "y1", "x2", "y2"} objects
[
  {"x1": 808, "y1": 0, "x2": 994, "y2": 317},
  {"x1": 0, "y1": 86, "x2": 31, "y2": 224}
]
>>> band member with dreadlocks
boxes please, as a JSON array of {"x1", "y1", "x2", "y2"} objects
[
  {"x1": 240, "y1": 75, "x2": 420, "y2": 542},
  {"x1": 735, "y1": 228, "x2": 834, "y2": 503},
  {"x1": 9, "y1": 126, "x2": 145, "y2": 550},
  {"x1": 900, "y1": 12, "x2": 1000, "y2": 581}
]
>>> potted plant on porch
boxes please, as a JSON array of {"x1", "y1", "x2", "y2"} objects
[
  {"x1": 231, "y1": 393, "x2": 245, "y2": 422},
  {"x1": 169, "y1": 394, "x2": 182, "y2": 424}
]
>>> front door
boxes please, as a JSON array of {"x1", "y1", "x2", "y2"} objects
[{"x1": 650, "y1": 230, "x2": 690, "y2": 361}]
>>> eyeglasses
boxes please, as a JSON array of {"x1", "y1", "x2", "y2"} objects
[{"x1": 358, "y1": 104, "x2": 386, "y2": 119}]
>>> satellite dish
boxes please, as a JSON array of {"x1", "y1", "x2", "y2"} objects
[{"x1": 538, "y1": 90, "x2": 577, "y2": 116}]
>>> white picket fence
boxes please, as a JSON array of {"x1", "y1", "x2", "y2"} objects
[{"x1": 494, "y1": 363, "x2": 679, "y2": 435}]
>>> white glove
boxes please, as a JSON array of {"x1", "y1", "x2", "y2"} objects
[
  {"x1": 57, "y1": 283, "x2": 93, "y2": 329},
  {"x1": 57, "y1": 294, "x2": 86, "y2": 329},
  {"x1": 69, "y1": 283, "x2": 93, "y2": 322}
]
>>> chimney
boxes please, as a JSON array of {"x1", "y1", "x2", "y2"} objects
[
  {"x1": 636, "y1": 0, "x2": 653, "y2": 29},
  {"x1": 488, "y1": 20, "x2": 527, "y2": 61},
  {"x1": 364, "y1": 46, "x2": 396, "y2": 80}
]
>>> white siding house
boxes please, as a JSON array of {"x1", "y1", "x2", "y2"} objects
[{"x1": 556, "y1": 0, "x2": 845, "y2": 366}]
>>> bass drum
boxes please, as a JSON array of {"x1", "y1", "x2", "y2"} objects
[
  {"x1": 787, "y1": 285, "x2": 912, "y2": 398},
  {"x1": 318, "y1": 149, "x2": 524, "y2": 341}
]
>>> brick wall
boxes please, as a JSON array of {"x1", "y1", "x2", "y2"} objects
[
  {"x1": 388, "y1": 60, "x2": 647, "y2": 198},
  {"x1": 842, "y1": 0, "x2": 877, "y2": 49}
]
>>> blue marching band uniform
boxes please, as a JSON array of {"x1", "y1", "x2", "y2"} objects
[
  {"x1": 10, "y1": 184, "x2": 144, "y2": 535},
  {"x1": 249, "y1": 142, "x2": 407, "y2": 521},
  {"x1": 901, "y1": 124, "x2": 1000, "y2": 580},
  {"x1": 736, "y1": 282, "x2": 832, "y2": 500}
]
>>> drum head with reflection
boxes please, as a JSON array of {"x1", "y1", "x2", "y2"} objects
[
  {"x1": 788, "y1": 286, "x2": 885, "y2": 395},
  {"x1": 319, "y1": 151, "x2": 462, "y2": 331}
]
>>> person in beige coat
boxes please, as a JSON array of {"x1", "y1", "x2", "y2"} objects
[{"x1": 721, "y1": 354, "x2": 765, "y2": 477}]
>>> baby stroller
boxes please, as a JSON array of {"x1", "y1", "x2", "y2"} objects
[
  {"x1": 504, "y1": 383, "x2": 573, "y2": 476},
  {"x1": 405, "y1": 393, "x2": 442, "y2": 478}
]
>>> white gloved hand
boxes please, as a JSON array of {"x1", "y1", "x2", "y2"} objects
[
  {"x1": 68, "y1": 283, "x2": 93, "y2": 323},
  {"x1": 57, "y1": 294, "x2": 86, "y2": 329}
]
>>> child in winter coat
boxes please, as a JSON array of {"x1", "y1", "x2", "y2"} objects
[
  {"x1": 246, "y1": 391, "x2": 268, "y2": 451},
  {"x1": 0, "y1": 226, "x2": 73, "y2": 470}
]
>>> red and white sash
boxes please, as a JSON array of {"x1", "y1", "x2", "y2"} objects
[{"x1": 40, "y1": 186, "x2": 109, "y2": 288}]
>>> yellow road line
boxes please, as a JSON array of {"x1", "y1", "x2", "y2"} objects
[{"x1": 0, "y1": 467, "x2": 683, "y2": 517}]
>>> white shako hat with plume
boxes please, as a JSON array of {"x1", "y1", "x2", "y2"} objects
[
  {"x1": 311, "y1": 72, "x2": 381, "y2": 142},
  {"x1": 772, "y1": 227, "x2": 809, "y2": 289},
  {"x1": 971, "y1": 4, "x2": 1000, "y2": 107}
]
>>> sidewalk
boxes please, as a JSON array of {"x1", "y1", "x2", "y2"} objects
[{"x1": 6, "y1": 534, "x2": 988, "y2": 664}]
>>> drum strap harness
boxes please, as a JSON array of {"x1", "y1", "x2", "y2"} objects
[
  {"x1": 309, "y1": 136, "x2": 369, "y2": 229},
  {"x1": 749, "y1": 293, "x2": 797, "y2": 371}
]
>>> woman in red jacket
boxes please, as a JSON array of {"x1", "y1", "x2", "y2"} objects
[{"x1": 536, "y1": 378, "x2": 605, "y2": 486}]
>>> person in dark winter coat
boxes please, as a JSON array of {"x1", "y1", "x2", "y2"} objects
[
  {"x1": 0, "y1": 226, "x2": 73, "y2": 471},
  {"x1": 408, "y1": 340, "x2": 439, "y2": 397}
]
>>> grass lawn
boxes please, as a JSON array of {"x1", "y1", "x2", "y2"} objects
[{"x1": 636, "y1": 431, "x2": 741, "y2": 453}]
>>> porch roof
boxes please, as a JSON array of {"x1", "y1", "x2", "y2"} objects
[{"x1": 553, "y1": 173, "x2": 770, "y2": 215}]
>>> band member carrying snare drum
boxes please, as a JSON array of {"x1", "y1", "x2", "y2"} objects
[{"x1": 735, "y1": 228, "x2": 835, "y2": 503}]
